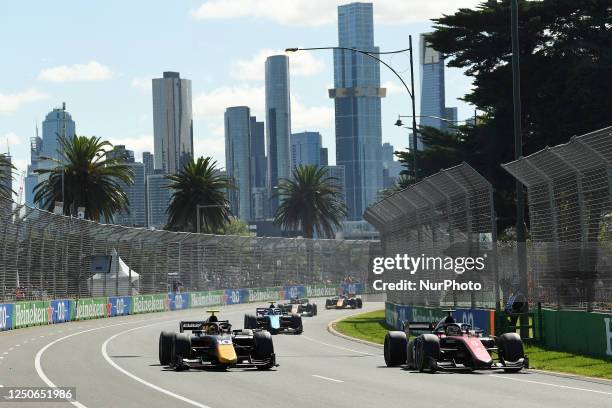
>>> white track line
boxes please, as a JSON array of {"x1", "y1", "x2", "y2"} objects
[
  {"x1": 102, "y1": 323, "x2": 213, "y2": 408},
  {"x1": 491, "y1": 375, "x2": 612, "y2": 396},
  {"x1": 312, "y1": 374, "x2": 344, "y2": 383},
  {"x1": 301, "y1": 335, "x2": 372, "y2": 355}
]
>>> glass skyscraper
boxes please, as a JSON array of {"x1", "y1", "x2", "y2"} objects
[
  {"x1": 152, "y1": 71, "x2": 193, "y2": 174},
  {"x1": 146, "y1": 170, "x2": 172, "y2": 229},
  {"x1": 290, "y1": 131, "x2": 322, "y2": 169},
  {"x1": 249, "y1": 116, "x2": 267, "y2": 189},
  {"x1": 265, "y1": 55, "x2": 291, "y2": 215},
  {"x1": 331, "y1": 2, "x2": 384, "y2": 221},
  {"x1": 224, "y1": 106, "x2": 252, "y2": 221}
]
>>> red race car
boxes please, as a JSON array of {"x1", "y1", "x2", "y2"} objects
[{"x1": 384, "y1": 310, "x2": 528, "y2": 373}]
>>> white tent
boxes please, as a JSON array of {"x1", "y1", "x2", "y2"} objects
[{"x1": 88, "y1": 250, "x2": 140, "y2": 296}]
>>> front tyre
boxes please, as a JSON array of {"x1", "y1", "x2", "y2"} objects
[
  {"x1": 415, "y1": 334, "x2": 439, "y2": 373},
  {"x1": 159, "y1": 331, "x2": 175, "y2": 365},
  {"x1": 384, "y1": 331, "x2": 407, "y2": 367},
  {"x1": 497, "y1": 332, "x2": 525, "y2": 372},
  {"x1": 253, "y1": 330, "x2": 275, "y2": 370}
]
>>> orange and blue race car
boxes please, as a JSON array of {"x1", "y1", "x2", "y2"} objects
[
  {"x1": 384, "y1": 310, "x2": 528, "y2": 373},
  {"x1": 158, "y1": 310, "x2": 277, "y2": 371},
  {"x1": 325, "y1": 293, "x2": 363, "y2": 309}
]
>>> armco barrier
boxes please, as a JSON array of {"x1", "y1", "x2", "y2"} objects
[
  {"x1": 0, "y1": 283, "x2": 359, "y2": 333},
  {"x1": 0, "y1": 302, "x2": 14, "y2": 331}
]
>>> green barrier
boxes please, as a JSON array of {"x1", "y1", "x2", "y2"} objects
[
  {"x1": 74, "y1": 297, "x2": 108, "y2": 320},
  {"x1": 188, "y1": 290, "x2": 227, "y2": 308},
  {"x1": 14, "y1": 301, "x2": 50, "y2": 328},
  {"x1": 410, "y1": 305, "x2": 444, "y2": 323},
  {"x1": 131, "y1": 294, "x2": 167, "y2": 314},
  {"x1": 304, "y1": 284, "x2": 338, "y2": 298},
  {"x1": 539, "y1": 309, "x2": 612, "y2": 359},
  {"x1": 247, "y1": 287, "x2": 282, "y2": 303}
]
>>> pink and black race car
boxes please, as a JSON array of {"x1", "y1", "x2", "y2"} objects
[{"x1": 384, "y1": 310, "x2": 528, "y2": 373}]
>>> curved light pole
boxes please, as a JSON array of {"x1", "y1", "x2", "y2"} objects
[{"x1": 286, "y1": 36, "x2": 420, "y2": 180}]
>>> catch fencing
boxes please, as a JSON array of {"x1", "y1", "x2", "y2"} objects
[
  {"x1": 365, "y1": 127, "x2": 612, "y2": 313},
  {"x1": 0, "y1": 196, "x2": 376, "y2": 302}
]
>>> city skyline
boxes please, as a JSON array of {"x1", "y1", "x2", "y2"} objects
[{"x1": 1, "y1": 1, "x2": 478, "y2": 199}]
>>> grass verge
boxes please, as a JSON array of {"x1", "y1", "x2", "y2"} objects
[{"x1": 334, "y1": 309, "x2": 612, "y2": 380}]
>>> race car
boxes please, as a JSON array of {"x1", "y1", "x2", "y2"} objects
[
  {"x1": 244, "y1": 303, "x2": 303, "y2": 334},
  {"x1": 325, "y1": 293, "x2": 363, "y2": 309},
  {"x1": 384, "y1": 310, "x2": 528, "y2": 373},
  {"x1": 278, "y1": 297, "x2": 318, "y2": 316},
  {"x1": 158, "y1": 310, "x2": 277, "y2": 370}
]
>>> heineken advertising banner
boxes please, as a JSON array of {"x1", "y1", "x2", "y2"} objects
[
  {"x1": 225, "y1": 289, "x2": 249, "y2": 305},
  {"x1": 49, "y1": 299, "x2": 73, "y2": 324},
  {"x1": 75, "y1": 298, "x2": 108, "y2": 320},
  {"x1": 283, "y1": 285, "x2": 306, "y2": 300},
  {"x1": 304, "y1": 284, "x2": 337, "y2": 298},
  {"x1": 108, "y1": 296, "x2": 132, "y2": 317},
  {"x1": 131, "y1": 294, "x2": 167, "y2": 314},
  {"x1": 14, "y1": 301, "x2": 50, "y2": 328},
  {"x1": 167, "y1": 293, "x2": 189, "y2": 311},
  {"x1": 0, "y1": 303, "x2": 14, "y2": 331},
  {"x1": 247, "y1": 287, "x2": 282, "y2": 303},
  {"x1": 189, "y1": 290, "x2": 227, "y2": 308}
]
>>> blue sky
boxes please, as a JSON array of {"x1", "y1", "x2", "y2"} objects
[{"x1": 0, "y1": 0, "x2": 481, "y2": 197}]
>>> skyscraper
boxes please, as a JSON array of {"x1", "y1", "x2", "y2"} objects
[
  {"x1": 331, "y1": 2, "x2": 384, "y2": 220},
  {"x1": 106, "y1": 145, "x2": 135, "y2": 163},
  {"x1": 290, "y1": 131, "x2": 322, "y2": 169},
  {"x1": 146, "y1": 170, "x2": 172, "y2": 229},
  {"x1": 265, "y1": 55, "x2": 291, "y2": 215},
  {"x1": 142, "y1": 151, "x2": 154, "y2": 176},
  {"x1": 249, "y1": 116, "x2": 267, "y2": 189},
  {"x1": 114, "y1": 162, "x2": 146, "y2": 227},
  {"x1": 25, "y1": 131, "x2": 42, "y2": 206},
  {"x1": 320, "y1": 147, "x2": 329, "y2": 166},
  {"x1": 224, "y1": 106, "x2": 252, "y2": 221},
  {"x1": 152, "y1": 71, "x2": 193, "y2": 174},
  {"x1": 382, "y1": 142, "x2": 402, "y2": 188}
]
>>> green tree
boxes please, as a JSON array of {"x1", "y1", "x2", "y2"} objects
[
  {"x1": 0, "y1": 155, "x2": 15, "y2": 200},
  {"x1": 273, "y1": 165, "x2": 347, "y2": 239},
  {"x1": 398, "y1": 0, "x2": 612, "y2": 231},
  {"x1": 219, "y1": 218, "x2": 252, "y2": 236},
  {"x1": 166, "y1": 157, "x2": 233, "y2": 233},
  {"x1": 33, "y1": 135, "x2": 134, "y2": 221}
]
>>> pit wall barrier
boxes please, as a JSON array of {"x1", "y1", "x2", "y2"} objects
[
  {"x1": 385, "y1": 302, "x2": 612, "y2": 360},
  {"x1": 0, "y1": 283, "x2": 361, "y2": 332}
]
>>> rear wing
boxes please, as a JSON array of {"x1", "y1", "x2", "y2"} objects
[
  {"x1": 255, "y1": 307, "x2": 283, "y2": 315},
  {"x1": 400, "y1": 321, "x2": 434, "y2": 335},
  {"x1": 180, "y1": 321, "x2": 206, "y2": 332}
]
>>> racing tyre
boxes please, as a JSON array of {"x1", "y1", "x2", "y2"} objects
[
  {"x1": 244, "y1": 313, "x2": 258, "y2": 330},
  {"x1": 159, "y1": 331, "x2": 175, "y2": 365},
  {"x1": 312, "y1": 304, "x2": 318, "y2": 316},
  {"x1": 253, "y1": 330, "x2": 275, "y2": 370},
  {"x1": 415, "y1": 334, "x2": 439, "y2": 373},
  {"x1": 325, "y1": 299, "x2": 333, "y2": 309},
  {"x1": 405, "y1": 339, "x2": 416, "y2": 369},
  {"x1": 171, "y1": 333, "x2": 191, "y2": 369},
  {"x1": 291, "y1": 315, "x2": 303, "y2": 334},
  {"x1": 384, "y1": 331, "x2": 407, "y2": 367},
  {"x1": 356, "y1": 298, "x2": 363, "y2": 309},
  {"x1": 497, "y1": 333, "x2": 524, "y2": 372}
]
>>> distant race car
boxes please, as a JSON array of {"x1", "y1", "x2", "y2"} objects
[
  {"x1": 244, "y1": 303, "x2": 303, "y2": 334},
  {"x1": 384, "y1": 310, "x2": 528, "y2": 373},
  {"x1": 325, "y1": 293, "x2": 363, "y2": 309},
  {"x1": 158, "y1": 310, "x2": 277, "y2": 371},
  {"x1": 278, "y1": 297, "x2": 318, "y2": 316}
]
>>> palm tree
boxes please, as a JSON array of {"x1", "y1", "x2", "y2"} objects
[
  {"x1": 33, "y1": 135, "x2": 134, "y2": 221},
  {"x1": 273, "y1": 165, "x2": 347, "y2": 239},
  {"x1": 166, "y1": 157, "x2": 234, "y2": 233},
  {"x1": 0, "y1": 154, "x2": 15, "y2": 200}
]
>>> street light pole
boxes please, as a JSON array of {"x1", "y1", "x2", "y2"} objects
[{"x1": 286, "y1": 43, "x2": 419, "y2": 180}]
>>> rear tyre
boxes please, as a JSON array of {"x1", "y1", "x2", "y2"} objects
[
  {"x1": 384, "y1": 331, "x2": 407, "y2": 367},
  {"x1": 497, "y1": 333, "x2": 524, "y2": 372},
  {"x1": 159, "y1": 331, "x2": 175, "y2": 365},
  {"x1": 325, "y1": 299, "x2": 333, "y2": 309},
  {"x1": 415, "y1": 334, "x2": 439, "y2": 373},
  {"x1": 291, "y1": 315, "x2": 303, "y2": 334},
  {"x1": 244, "y1": 313, "x2": 258, "y2": 330},
  {"x1": 356, "y1": 298, "x2": 363, "y2": 308},
  {"x1": 253, "y1": 330, "x2": 275, "y2": 370},
  {"x1": 312, "y1": 304, "x2": 318, "y2": 316}
]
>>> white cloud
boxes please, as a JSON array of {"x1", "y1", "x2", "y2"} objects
[
  {"x1": 131, "y1": 76, "x2": 152, "y2": 93},
  {"x1": 190, "y1": 0, "x2": 482, "y2": 26},
  {"x1": 382, "y1": 80, "x2": 407, "y2": 97},
  {"x1": 193, "y1": 84, "x2": 265, "y2": 120},
  {"x1": 38, "y1": 61, "x2": 113, "y2": 82},
  {"x1": 0, "y1": 89, "x2": 48, "y2": 114},
  {"x1": 107, "y1": 134, "x2": 154, "y2": 160},
  {"x1": 1, "y1": 132, "x2": 22, "y2": 147},
  {"x1": 291, "y1": 96, "x2": 334, "y2": 132},
  {"x1": 231, "y1": 49, "x2": 325, "y2": 81}
]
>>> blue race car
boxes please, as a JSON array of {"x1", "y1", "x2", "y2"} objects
[{"x1": 243, "y1": 303, "x2": 303, "y2": 335}]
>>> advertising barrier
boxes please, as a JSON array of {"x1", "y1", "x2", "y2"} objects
[
  {"x1": 0, "y1": 283, "x2": 360, "y2": 332},
  {"x1": 0, "y1": 303, "x2": 14, "y2": 331}
]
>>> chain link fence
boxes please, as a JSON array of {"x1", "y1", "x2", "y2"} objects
[
  {"x1": 366, "y1": 128, "x2": 612, "y2": 313},
  {"x1": 0, "y1": 196, "x2": 376, "y2": 302}
]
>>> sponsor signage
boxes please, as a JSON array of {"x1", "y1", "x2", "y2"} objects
[
  {"x1": 225, "y1": 289, "x2": 248, "y2": 305},
  {"x1": 283, "y1": 285, "x2": 306, "y2": 300},
  {"x1": 108, "y1": 296, "x2": 132, "y2": 317},
  {"x1": 131, "y1": 294, "x2": 167, "y2": 314},
  {"x1": 75, "y1": 298, "x2": 108, "y2": 320},
  {"x1": 49, "y1": 299, "x2": 73, "y2": 324},
  {"x1": 340, "y1": 282, "x2": 363, "y2": 295},
  {"x1": 247, "y1": 287, "x2": 281, "y2": 303},
  {"x1": 0, "y1": 303, "x2": 14, "y2": 331},
  {"x1": 167, "y1": 293, "x2": 189, "y2": 311},
  {"x1": 14, "y1": 301, "x2": 50, "y2": 328},
  {"x1": 304, "y1": 285, "x2": 337, "y2": 298},
  {"x1": 189, "y1": 290, "x2": 227, "y2": 308}
]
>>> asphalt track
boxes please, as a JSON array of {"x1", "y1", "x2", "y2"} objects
[{"x1": 1, "y1": 301, "x2": 611, "y2": 408}]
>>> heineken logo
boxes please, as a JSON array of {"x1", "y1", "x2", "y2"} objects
[
  {"x1": 132, "y1": 296, "x2": 165, "y2": 313},
  {"x1": 190, "y1": 292, "x2": 224, "y2": 307},
  {"x1": 15, "y1": 303, "x2": 48, "y2": 327},
  {"x1": 75, "y1": 301, "x2": 106, "y2": 320},
  {"x1": 305, "y1": 286, "x2": 337, "y2": 297},
  {"x1": 248, "y1": 289, "x2": 279, "y2": 302}
]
